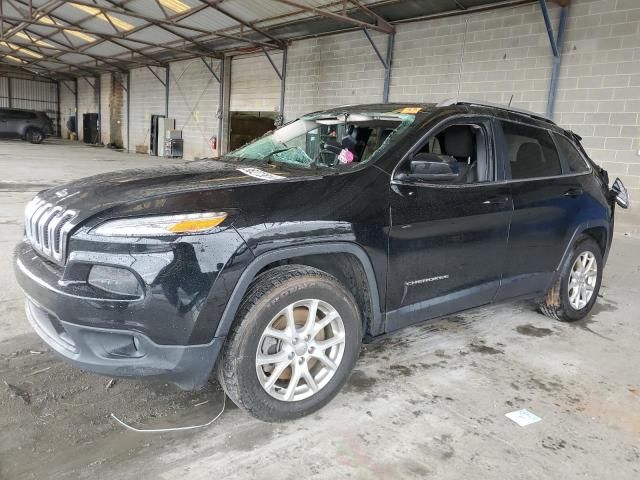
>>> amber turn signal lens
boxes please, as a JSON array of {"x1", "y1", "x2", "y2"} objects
[{"x1": 168, "y1": 215, "x2": 227, "y2": 233}]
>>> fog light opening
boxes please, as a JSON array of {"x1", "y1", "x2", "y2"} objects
[{"x1": 88, "y1": 265, "x2": 143, "y2": 297}]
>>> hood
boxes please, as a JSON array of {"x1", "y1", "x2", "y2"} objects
[{"x1": 36, "y1": 159, "x2": 320, "y2": 221}]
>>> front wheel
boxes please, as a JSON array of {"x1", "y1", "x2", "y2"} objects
[
  {"x1": 25, "y1": 128, "x2": 44, "y2": 144},
  {"x1": 218, "y1": 265, "x2": 362, "y2": 421},
  {"x1": 540, "y1": 237, "x2": 602, "y2": 322}
]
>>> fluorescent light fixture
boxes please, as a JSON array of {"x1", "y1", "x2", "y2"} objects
[
  {"x1": 0, "y1": 41, "x2": 43, "y2": 59},
  {"x1": 70, "y1": 3, "x2": 134, "y2": 31},
  {"x1": 159, "y1": 0, "x2": 191, "y2": 14},
  {"x1": 4, "y1": 55, "x2": 26, "y2": 64},
  {"x1": 14, "y1": 31, "x2": 55, "y2": 49},
  {"x1": 37, "y1": 15, "x2": 96, "y2": 42}
]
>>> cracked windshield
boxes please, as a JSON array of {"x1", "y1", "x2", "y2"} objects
[{"x1": 222, "y1": 111, "x2": 416, "y2": 169}]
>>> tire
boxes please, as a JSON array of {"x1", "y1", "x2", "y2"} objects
[
  {"x1": 218, "y1": 264, "x2": 362, "y2": 422},
  {"x1": 25, "y1": 128, "x2": 44, "y2": 144},
  {"x1": 540, "y1": 236, "x2": 602, "y2": 322}
]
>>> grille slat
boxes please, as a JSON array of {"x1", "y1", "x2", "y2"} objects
[{"x1": 24, "y1": 197, "x2": 77, "y2": 265}]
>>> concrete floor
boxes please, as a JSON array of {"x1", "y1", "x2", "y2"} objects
[{"x1": 0, "y1": 139, "x2": 639, "y2": 479}]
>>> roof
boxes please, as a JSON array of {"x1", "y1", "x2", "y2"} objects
[{"x1": 0, "y1": 0, "x2": 535, "y2": 79}]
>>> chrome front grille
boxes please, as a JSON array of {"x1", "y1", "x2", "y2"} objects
[{"x1": 24, "y1": 197, "x2": 77, "y2": 264}]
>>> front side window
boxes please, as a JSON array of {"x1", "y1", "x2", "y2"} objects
[
  {"x1": 221, "y1": 110, "x2": 417, "y2": 170},
  {"x1": 396, "y1": 122, "x2": 492, "y2": 184},
  {"x1": 555, "y1": 134, "x2": 590, "y2": 174},
  {"x1": 500, "y1": 121, "x2": 562, "y2": 180}
]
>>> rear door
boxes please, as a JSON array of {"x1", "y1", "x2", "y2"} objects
[
  {"x1": 386, "y1": 116, "x2": 513, "y2": 331},
  {"x1": 495, "y1": 120, "x2": 582, "y2": 300}
]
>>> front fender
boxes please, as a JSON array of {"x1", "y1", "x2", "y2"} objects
[{"x1": 213, "y1": 242, "x2": 383, "y2": 338}]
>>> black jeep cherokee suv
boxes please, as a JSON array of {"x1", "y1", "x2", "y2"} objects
[{"x1": 14, "y1": 100, "x2": 629, "y2": 421}]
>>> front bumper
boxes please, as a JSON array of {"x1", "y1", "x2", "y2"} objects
[
  {"x1": 24, "y1": 297, "x2": 222, "y2": 389},
  {"x1": 13, "y1": 238, "x2": 243, "y2": 390}
]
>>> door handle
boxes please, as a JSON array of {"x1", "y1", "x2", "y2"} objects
[
  {"x1": 564, "y1": 187, "x2": 583, "y2": 197},
  {"x1": 482, "y1": 196, "x2": 509, "y2": 206}
]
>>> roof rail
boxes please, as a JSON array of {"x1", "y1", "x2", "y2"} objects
[{"x1": 436, "y1": 98, "x2": 554, "y2": 124}]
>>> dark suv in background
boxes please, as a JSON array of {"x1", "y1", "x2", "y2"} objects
[
  {"x1": 14, "y1": 100, "x2": 629, "y2": 422},
  {"x1": 0, "y1": 108, "x2": 53, "y2": 143}
]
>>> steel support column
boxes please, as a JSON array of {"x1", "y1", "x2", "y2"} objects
[
  {"x1": 383, "y1": 33, "x2": 395, "y2": 104},
  {"x1": 74, "y1": 78, "x2": 79, "y2": 140},
  {"x1": 262, "y1": 47, "x2": 287, "y2": 124},
  {"x1": 217, "y1": 57, "x2": 225, "y2": 156},
  {"x1": 363, "y1": 28, "x2": 395, "y2": 103},
  {"x1": 539, "y1": 0, "x2": 569, "y2": 119},
  {"x1": 96, "y1": 75, "x2": 101, "y2": 144},
  {"x1": 56, "y1": 80, "x2": 61, "y2": 137},
  {"x1": 165, "y1": 65, "x2": 170, "y2": 118},
  {"x1": 126, "y1": 72, "x2": 130, "y2": 152},
  {"x1": 279, "y1": 47, "x2": 287, "y2": 121}
]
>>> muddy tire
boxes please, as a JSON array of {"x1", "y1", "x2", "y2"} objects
[
  {"x1": 540, "y1": 237, "x2": 602, "y2": 322},
  {"x1": 25, "y1": 128, "x2": 44, "y2": 144},
  {"x1": 218, "y1": 265, "x2": 362, "y2": 422}
]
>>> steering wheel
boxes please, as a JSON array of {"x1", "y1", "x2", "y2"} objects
[{"x1": 313, "y1": 149, "x2": 337, "y2": 167}]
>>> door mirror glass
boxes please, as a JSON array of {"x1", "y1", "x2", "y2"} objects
[{"x1": 611, "y1": 177, "x2": 630, "y2": 209}]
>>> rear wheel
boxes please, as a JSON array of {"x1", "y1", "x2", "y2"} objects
[
  {"x1": 218, "y1": 265, "x2": 362, "y2": 421},
  {"x1": 540, "y1": 237, "x2": 602, "y2": 322},
  {"x1": 25, "y1": 128, "x2": 44, "y2": 144}
]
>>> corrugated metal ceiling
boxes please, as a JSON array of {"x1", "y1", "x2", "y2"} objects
[{"x1": 0, "y1": 0, "x2": 531, "y2": 79}]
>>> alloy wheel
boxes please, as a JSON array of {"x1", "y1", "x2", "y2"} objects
[
  {"x1": 256, "y1": 299, "x2": 346, "y2": 402},
  {"x1": 568, "y1": 251, "x2": 598, "y2": 310}
]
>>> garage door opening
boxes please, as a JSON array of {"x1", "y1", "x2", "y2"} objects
[{"x1": 229, "y1": 111, "x2": 277, "y2": 151}]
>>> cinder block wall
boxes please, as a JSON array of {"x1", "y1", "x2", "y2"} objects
[
  {"x1": 230, "y1": 53, "x2": 283, "y2": 113},
  {"x1": 129, "y1": 66, "x2": 166, "y2": 153},
  {"x1": 168, "y1": 58, "x2": 220, "y2": 159},
  {"x1": 285, "y1": 29, "x2": 387, "y2": 121}
]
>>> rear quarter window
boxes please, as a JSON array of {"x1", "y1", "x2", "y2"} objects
[
  {"x1": 500, "y1": 121, "x2": 562, "y2": 180},
  {"x1": 554, "y1": 134, "x2": 590, "y2": 174}
]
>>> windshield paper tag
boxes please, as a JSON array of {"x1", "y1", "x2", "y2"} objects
[{"x1": 237, "y1": 168, "x2": 284, "y2": 181}]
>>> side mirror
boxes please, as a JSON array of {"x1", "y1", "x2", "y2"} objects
[
  {"x1": 611, "y1": 177, "x2": 630, "y2": 209},
  {"x1": 403, "y1": 153, "x2": 459, "y2": 182}
]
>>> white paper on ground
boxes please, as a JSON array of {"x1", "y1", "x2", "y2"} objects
[{"x1": 505, "y1": 409, "x2": 542, "y2": 427}]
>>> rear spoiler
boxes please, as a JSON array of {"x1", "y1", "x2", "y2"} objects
[{"x1": 566, "y1": 129, "x2": 609, "y2": 186}]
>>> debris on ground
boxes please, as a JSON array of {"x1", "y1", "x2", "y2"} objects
[
  {"x1": 105, "y1": 378, "x2": 117, "y2": 390},
  {"x1": 505, "y1": 409, "x2": 541, "y2": 427},
  {"x1": 3, "y1": 380, "x2": 31, "y2": 404},
  {"x1": 26, "y1": 366, "x2": 51, "y2": 377}
]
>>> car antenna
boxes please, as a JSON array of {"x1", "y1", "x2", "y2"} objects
[
  {"x1": 456, "y1": 18, "x2": 470, "y2": 102},
  {"x1": 508, "y1": 95, "x2": 514, "y2": 107}
]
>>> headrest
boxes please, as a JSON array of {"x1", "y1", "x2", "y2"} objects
[
  {"x1": 516, "y1": 142, "x2": 543, "y2": 164},
  {"x1": 443, "y1": 126, "x2": 474, "y2": 159},
  {"x1": 341, "y1": 135, "x2": 357, "y2": 150}
]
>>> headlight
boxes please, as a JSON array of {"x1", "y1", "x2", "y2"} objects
[{"x1": 92, "y1": 212, "x2": 228, "y2": 237}]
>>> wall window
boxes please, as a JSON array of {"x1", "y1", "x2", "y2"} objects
[
  {"x1": 555, "y1": 134, "x2": 590, "y2": 174},
  {"x1": 500, "y1": 121, "x2": 562, "y2": 179}
]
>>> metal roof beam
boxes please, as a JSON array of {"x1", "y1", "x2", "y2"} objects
[
  {"x1": 271, "y1": 0, "x2": 393, "y2": 34},
  {"x1": 348, "y1": 0, "x2": 395, "y2": 33},
  {"x1": 199, "y1": 1, "x2": 285, "y2": 46}
]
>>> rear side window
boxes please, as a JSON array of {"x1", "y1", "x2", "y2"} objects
[
  {"x1": 500, "y1": 121, "x2": 562, "y2": 180},
  {"x1": 555, "y1": 134, "x2": 590, "y2": 174}
]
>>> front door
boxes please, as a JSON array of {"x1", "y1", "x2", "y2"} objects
[{"x1": 386, "y1": 117, "x2": 512, "y2": 332}]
